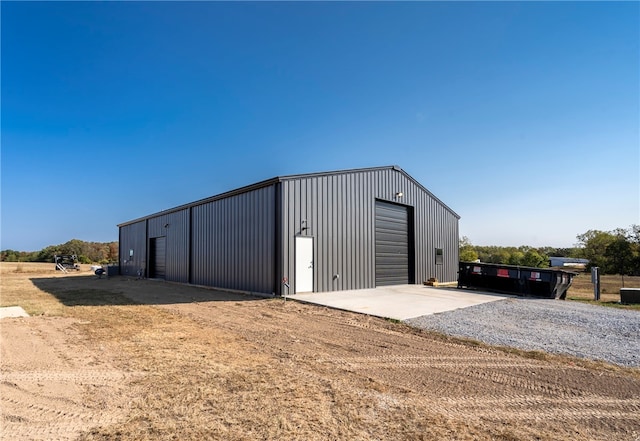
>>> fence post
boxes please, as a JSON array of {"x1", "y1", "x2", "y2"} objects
[{"x1": 591, "y1": 267, "x2": 600, "y2": 301}]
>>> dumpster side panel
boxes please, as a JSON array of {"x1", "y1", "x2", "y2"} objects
[{"x1": 458, "y1": 262, "x2": 575, "y2": 299}]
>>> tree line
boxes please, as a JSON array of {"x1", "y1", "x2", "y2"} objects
[
  {"x1": 3, "y1": 225, "x2": 638, "y2": 275},
  {"x1": 574, "y1": 225, "x2": 640, "y2": 275},
  {"x1": 1, "y1": 239, "x2": 118, "y2": 265},
  {"x1": 460, "y1": 225, "x2": 640, "y2": 275}
]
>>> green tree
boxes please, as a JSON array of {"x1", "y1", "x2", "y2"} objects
[
  {"x1": 490, "y1": 249, "x2": 511, "y2": 264},
  {"x1": 59, "y1": 239, "x2": 85, "y2": 256},
  {"x1": 459, "y1": 236, "x2": 479, "y2": 262},
  {"x1": 5, "y1": 240, "x2": 119, "y2": 263},
  {"x1": 575, "y1": 226, "x2": 640, "y2": 276},
  {"x1": 575, "y1": 230, "x2": 616, "y2": 271},
  {"x1": 508, "y1": 251, "x2": 524, "y2": 266},
  {"x1": 605, "y1": 235, "x2": 634, "y2": 285},
  {"x1": 1, "y1": 250, "x2": 19, "y2": 262},
  {"x1": 460, "y1": 248, "x2": 478, "y2": 262},
  {"x1": 107, "y1": 242, "x2": 119, "y2": 262},
  {"x1": 522, "y1": 249, "x2": 548, "y2": 268},
  {"x1": 544, "y1": 247, "x2": 574, "y2": 258},
  {"x1": 627, "y1": 225, "x2": 640, "y2": 276},
  {"x1": 36, "y1": 245, "x2": 59, "y2": 262}
]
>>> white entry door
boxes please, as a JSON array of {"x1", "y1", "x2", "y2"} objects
[{"x1": 295, "y1": 236, "x2": 314, "y2": 293}]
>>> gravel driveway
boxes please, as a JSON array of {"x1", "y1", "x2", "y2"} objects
[{"x1": 405, "y1": 297, "x2": 640, "y2": 367}]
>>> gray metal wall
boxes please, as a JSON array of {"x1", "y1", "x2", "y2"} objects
[
  {"x1": 118, "y1": 166, "x2": 458, "y2": 296},
  {"x1": 119, "y1": 220, "x2": 147, "y2": 277},
  {"x1": 190, "y1": 185, "x2": 276, "y2": 294},
  {"x1": 147, "y1": 209, "x2": 190, "y2": 283},
  {"x1": 280, "y1": 168, "x2": 459, "y2": 293}
]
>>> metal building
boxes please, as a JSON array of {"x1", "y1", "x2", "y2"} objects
[{"x1": 118, "y1": 166, "x2": 460, "y2": 296}]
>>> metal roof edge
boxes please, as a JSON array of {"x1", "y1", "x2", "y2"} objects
[
  {"x1": 278, "y1": 165, "x2": 460, "y2": 220},
  {"x1": 117, "y1": 165, "x2": 460, "y2": 228},
  {"x1": 393, "y1": 167, "x2": 461, "y2": 220},
  {"x1": 117, "y1": 176, "x2": 280, "y2": 228},
  {"x1": 275, "y1": 165, "x2": 398, "y2": 181}
]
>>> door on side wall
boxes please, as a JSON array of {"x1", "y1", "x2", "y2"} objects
[
  {"x1": 375, "y1": 200, "x2": 412, "y2": 286},
  {"x1": 149, "y1": 237, "x2": 166, "y2": 279},
  {"x1": 295, "y1": 236, "x2": 313, "y2": 293}
]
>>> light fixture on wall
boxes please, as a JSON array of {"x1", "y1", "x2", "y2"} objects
[
  {"x1": 164, "y1": 223, "x2": 170, "y2": 228},
  {"x1": 395, "y1": 192, "x2": 404, "y2": 199}
]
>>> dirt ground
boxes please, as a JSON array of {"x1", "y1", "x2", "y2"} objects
[{"x1": 1, "y1": 263, "x2": 639, "y2": 440}]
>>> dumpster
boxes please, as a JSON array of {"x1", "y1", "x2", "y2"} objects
[
  {"x1": 105, "y1": 265, "x2": 120, "y2": 277},
  {"x1": 620, "y1": 288, "x2": 640, "y2": 304},
  {"x1": 457, "y1": 262, "x2": 577, "y2": 299}
]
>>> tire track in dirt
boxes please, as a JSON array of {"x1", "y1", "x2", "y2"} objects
[
  {"x1": 438, "y1": 395, "x2": 640, "y2": 415},
  {"x1": 161, "y1": 299, "x2": 640, "y2": 438},
  {"x1": 2, "y1": 370, "x2": 134, "y2": 384},
  {"x1": 0, "y1": 377, "x2": 133, "y2": 441},
  {"x1": 110, "y1": 282, "x2": 640, "y2": 439},
  {"x1": 0, "y1": 317, "x2": 142, "y2": 441},
  {"x1": 9, "y1": 267, "x2": 638, "y2": 440}
]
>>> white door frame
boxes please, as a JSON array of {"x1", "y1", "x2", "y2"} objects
[{"x1": 295, "y1": 236, "x2": 314, "y2": 293}]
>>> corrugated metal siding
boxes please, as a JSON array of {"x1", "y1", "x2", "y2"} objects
[
  {"x1": 119, "y1": 220, "x2": 147, "y2": 277},
  {"x1": 117, "y1": 166, "x2": 457, "y2": 296},
  {"x1": 280, "y1": 168, "x2": 458, "y2": 292},
  {"x1": 147, "y1": 209, "x2": 189, "y2": 283},
  {"x1": 191, "y1": 185, "x2": 276, "y2": 294}
]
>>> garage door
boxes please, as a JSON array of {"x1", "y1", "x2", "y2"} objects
[
  {"x1": 150, "y1": 237, "x2": 166, "y2": 279},
  {"x1": 375, "y1": 200, "x2": 411, "y2": 286}
]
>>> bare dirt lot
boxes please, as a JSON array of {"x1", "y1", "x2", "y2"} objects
[{"x1": 1, "y1": 263, "x2": 639, "y2": 440}]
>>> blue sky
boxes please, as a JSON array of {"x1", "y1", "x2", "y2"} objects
[{"x1": 2, "y1": 1, "x2": 638, "y2": 251}]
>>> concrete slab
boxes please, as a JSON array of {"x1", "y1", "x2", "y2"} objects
[
  {"x1": 0, "y1": 306, "x2": 29, "y2": 319},
  {"x1": 290, "y1": 285, "x2": 507, "y2": 320}
]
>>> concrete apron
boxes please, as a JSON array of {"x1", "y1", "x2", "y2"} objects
[
  {"x1": 290, "y1": 285, "x2": 507, "y2": 321},
  {"x1": 0, "y1": 306, "x2": 30, "y2": 319}
]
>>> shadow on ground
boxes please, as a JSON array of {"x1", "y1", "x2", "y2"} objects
[{"x1": 30, "y1": 274, "x2": 263, "y2": 307}]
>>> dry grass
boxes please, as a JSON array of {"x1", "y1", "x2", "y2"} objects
[
  {"x1": 0, "y1": 262, "x2": 112, "y2": 316},
  {"x1": 1, "y1": 269, "x2": 67, "y2": 316},
  {"x1": 72, "y1": 305, "x2": 466, "y2": 441},
  {"x1": 0, "y1": 261, "x2": 95, "y2": 274},
  {"x1": 0, "y1": 262, "x2": 98, "y2": 316},
  {"x1": 2, "y1": 262, "x2": 640, "y2": 441},
  {"x1": 566, "y1": 273, "x2": 640, "y2": 310},
  {"x1": 0, "y1": 269, "x2": 476, "y2": 439}
]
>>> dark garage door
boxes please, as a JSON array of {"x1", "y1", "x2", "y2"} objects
[
  {"x1": 375, "y1": 200, "x2": 411, "y2": 286},
  {"x1": 150, "y1": 237, "x2": 166, "y2": 279}
]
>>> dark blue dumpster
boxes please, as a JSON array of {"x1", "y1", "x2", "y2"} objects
[
  {"x1": 105, "y1": 265, "x2": 120, "y2": 276},
  {"x1": 457, "y1": 262, "x2": 577, "y2": 299}
]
